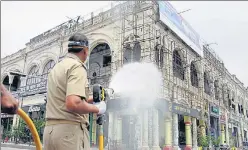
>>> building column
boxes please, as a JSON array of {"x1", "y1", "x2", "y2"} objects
[
  {"x1": 192, "y1": 118, "x2": 198, "y2": 150},
  {"x1": 163, "y1": 112, "x2": 172, "y2": 150},
  {"x1": 238, "y1": 125, "x2": 242, "y2": 147},
  {"x1": 108, "y1": 112, "x2": 114, "y2": 146},
  {"x1": 241, "y1": 119, "x2": 244, "y2": 143},
  {"x1": 135, "y1": 112, "x2": 142, "y2": 150},
  {"x1": 92, "y1": 114, "x2": 97, "y2": 146},
  {"x1": 225, "y1": 113, "x2": 229, "y2": 146},
  {"x1": 172, "y1": 113, "x2": 179, "y2": 150},
  {"x1": 184, "y1": 116, "x2": 192, "y2": 150},
  {"x1": 142, "y1": 109, "x2": 149, "y2": 150},
  {"x1": 148, "y1": 108, "x2": 153, "y2": 148},
  {"x1": 199, "y1": 120, "x2": 206, "y2": 137},
  {"x1": 116, "y1": 114, "x2": 122, "y2": 146},
  {"x1": 152, "y1": 108, "x2": 160, "y2": 150},
  {"x1": 112, "y1": 113, "x2": 118, "y2": 143},
  {"x1": 221, "y1": 124, "x2": 225, "y2": 145}
]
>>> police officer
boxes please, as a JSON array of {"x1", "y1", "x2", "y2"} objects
[{"x1": 43, "y1": 33, "x2": 106, "y2": 150}]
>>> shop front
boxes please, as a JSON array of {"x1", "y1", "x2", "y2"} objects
[
  {"x1": 1, "y1": 113, "x2": 14, "y2": 142},
  {"x1": 209, "y1": 103, "x2": 220, "y2": 140},
  {"x1": 168, "y1": 102, "x2": 200, "y2": 150},
  {"x1": 22, "y1": 104, "x2": 45, "y2": 120},
  {"x1": 91, "y1": 98, "x2": 200, "y2": 150},
  {"x1": 228, "y1": 119, "x2": 240, "y2": 148},
  {"x1": 21, "y1": 104, "x2": 46, "y2": 142}
]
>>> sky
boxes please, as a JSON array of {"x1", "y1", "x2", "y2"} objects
[{"x1": 1, "y1": 1, "x2": 248, "y2": 87}]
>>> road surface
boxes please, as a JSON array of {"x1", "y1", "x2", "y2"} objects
[{"x1": 1, "y1": 148, "x2": 29, "y2": 150}]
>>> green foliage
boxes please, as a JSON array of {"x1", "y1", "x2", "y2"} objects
[
  {"x1": 12, "y1": 119, "x2": 27, "y2": 138},
  {"x1": 211, "y1": 136, "x2": 221, "y2": 147},
  {"x1": 198, "y1": 135, "x2": 211, "y2": 147},
  {"x1": 33, "y1": 118, "x2": 45, "y2": 134},
  {"x1": 2, "y1": 130, "x2": 12, "y2": 139},
  {"x1": 11, "y1": 118, "x2": 45, "y2": 141}
]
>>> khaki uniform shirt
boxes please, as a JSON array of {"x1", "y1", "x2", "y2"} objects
[{"x1": 45, "y1": 53, "x2": 89, "y2": 125}]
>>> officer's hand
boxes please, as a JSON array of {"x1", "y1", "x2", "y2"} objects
[
  {"x1": 93, "y1": 101, "x2": 106, "y2": 115},
  {"x1": 87, "y1": 95, "x2": 94, "y2": 103},
  {"x1": 1, "y1": 91, "x2": 19, "y2": 114}
]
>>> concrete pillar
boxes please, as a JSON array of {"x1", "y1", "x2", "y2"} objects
[
  {"x1": 116, "y1": 115, "x2": 122, "y2": 145},
  {"x1": 221, "y1": 124, "x2": 225, "y2": 145},
  {"x1": 152, "y1": 108, "x2": 160, "y2": 150},
  {"x1": 241, "y1": 119, "x2": 244, "y2": 142},
  {"x1": 192, "y1": 118, "x2": 198, "y2": 150},
  {"x1": 142, "y1": 109, "x2": 149, "y2": 150},
  {"x1": 163, "y1": 113, "x2": 172, "y2": 150},
  {"x1": 112, "y1": 113, "x2": 118, "y2": 141},
  {"x1": 135, "y1": 112, "x2": 142, "y2": 149},
  {"x1": 172, "y1": 113, "x2": 179, "y2": 150},
  {"x1": 148, "y1": 108, "x2": 153, "y2": 147},
  {"x1": 93, "y1": 115, "x2": 97, "y2": 145},
  {"x1": 184, "y1": 116, "x2": 192, "y2": 150},
  {"x1": 238, "y1": 125, "x2": 242, "y2": 147},
  {"x1": 225, "y1": 113, "x2": 230, "y2": 146},
  {"x1": 199, "y1": 120, "x2": 206, "y2": 137},
  {"x1": 108, "y1": 112, "x2": 114, "y2": 144}
]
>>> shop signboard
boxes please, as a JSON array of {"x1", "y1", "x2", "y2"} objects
[
  {"x1": 157, "y1": 1, "x2": 203, "y2": 57},
  {"x1": 220, "y1": 114, "x2": 226, "y2": 123},
  {"x1": 28, "y1": 105, "x2": 41, "y2": 113},
  {"x1": 220, "y1": 109, "x2": 226, "y2": 123},
  {"x1": 19, "y1": 78, "x2": 47, "y2": 96},
  {"x1": 209, "y1": 103, "x2": 219, "y2": 117},
  {"x1": 1, "y1": 113, "x2": 14, "y2": 118},
  {"x1": 169, "y1": 103, "x2": 200, "y2": 118}
]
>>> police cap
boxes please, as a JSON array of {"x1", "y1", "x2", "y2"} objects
[{"x1": 68, "y1": 33, "x2": 89, "y2": 53}]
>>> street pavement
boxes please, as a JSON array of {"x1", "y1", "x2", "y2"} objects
[
  {"x1": 1, "y1": 147, "x2": 98, "y2": 150},
  {"x1": 1, "y1": 148, "x2": 29, "y2": 150}
]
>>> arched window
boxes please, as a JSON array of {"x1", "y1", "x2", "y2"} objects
[
  {"x1": 89, "y1": 43, "x2": 111, "y2": 87},
  {"x1": 123, "y1": 35, "x2": 141, "y2": 64},
  {"x1": 204, "y1": 72, "x2": 211, "y2": 95},
  {"x1": 42, "y1": 60, "x2": 55, "y2": 79},
  {"x1": 173, "y1": 50, "x2": 184, "y2": 80},
  {"x1": 190, "y1": 62, "x2": 198, "y2": 87},
  {"x1": 2, "y1": 76, "x2": 10, "y2": 90},
  {"x1": 123, "y1": 44, "x2": 132, "y2": 64},
  {"x1": 27, "y1": 65, "x2": 39, "y2": 85}
]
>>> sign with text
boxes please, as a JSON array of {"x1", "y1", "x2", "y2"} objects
[
  {"x1": 1, "y1": 113, "x2": 14, "y2": 118},
  {"x1": 158, "y1": 1, "x2": 203, "y2": 57},
  {"x1": 169, "y1": 103, "x2": 200, "y2": 118},
  {"x1": 28, "y1": 105, "x2": 41, "y2": 112},
  {"x1": 209, "y1": 103, "x2": 219, "y2": 117}
]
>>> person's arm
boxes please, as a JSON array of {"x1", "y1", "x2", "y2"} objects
[
  {"x1": 1, "y1": 84, "x2": 19, "y2": 114},
  {"x1": 65, "y1": 65, "x2": 99, "y2": 114},
  {"x1": 86, "y1": 95, "x2": 93, "y2": 104},
  {"x1": 66, "y1": 95, "x2": 98, "y2": 114}
]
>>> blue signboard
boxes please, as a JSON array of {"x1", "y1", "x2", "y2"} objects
[{"x1": 158, "y1": 1, "x2": 202, "y2": 56}]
